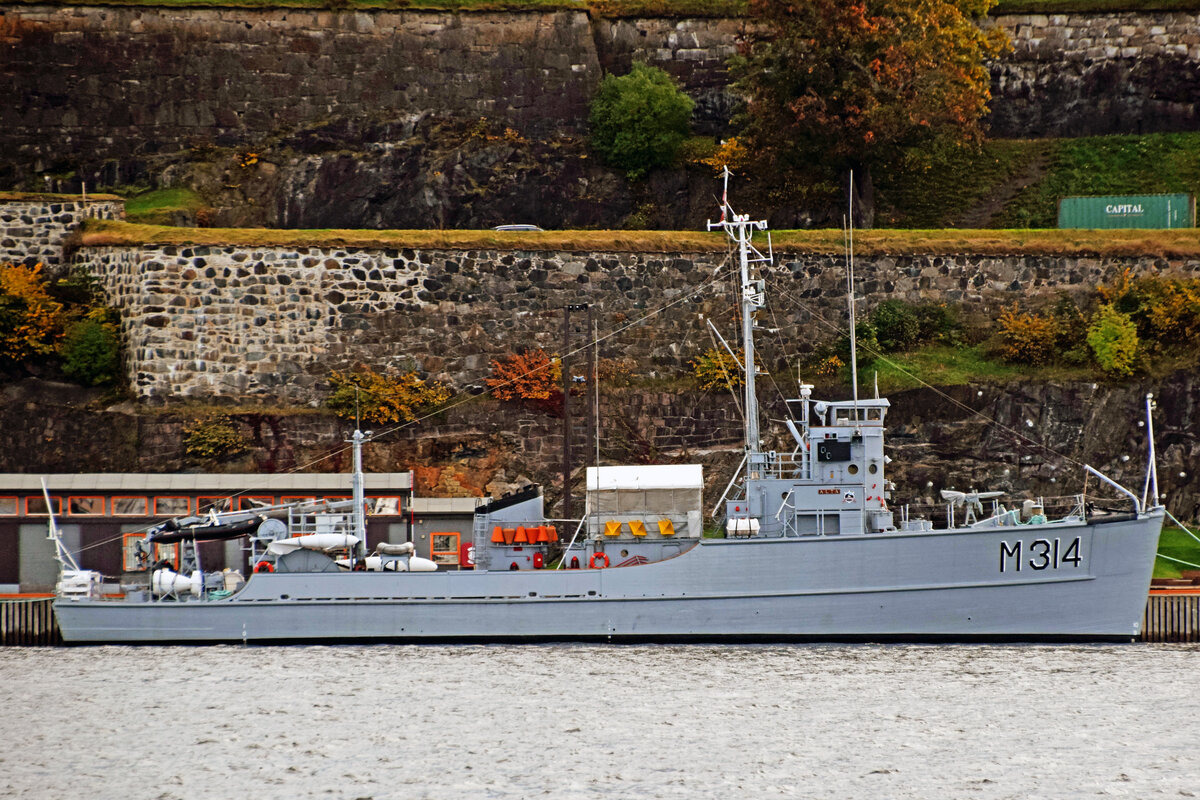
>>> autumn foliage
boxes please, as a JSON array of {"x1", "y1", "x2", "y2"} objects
[
  {"x1": 733, "y1": 0, "x2": 1009, "y2": 223},
  {"x1": 486, "y1": 349, "x2": 562, "y2": 402},
  {"x1": 996, "y1": 305, "x2": 1057, "y2": 365},
  {"x1": 0, "y1": 263, "x2": 63, "y2": 366},
  {"x1": 327, "y1": 365, "x2": 451, "y2": 425}
]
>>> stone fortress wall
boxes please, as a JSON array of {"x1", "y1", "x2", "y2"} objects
[
  {"x1": 3, "y1": 6, "x2": 1200, "y2": 184},
  {"x1": 6, "y1": 197, "x2": 1200, "y2": 402},
  {"x1": 77, "y1": 239, "x2": 1200, "y2": 402},
  {"x1": 0, "y1": 197, "x2": 124, "y2": 266}
]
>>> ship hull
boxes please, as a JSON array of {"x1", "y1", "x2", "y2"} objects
[{"x1": 55, "y1": 511, "x2": 1163, "y2": 644}]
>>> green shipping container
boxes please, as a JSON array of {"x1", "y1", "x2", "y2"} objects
[{"x1": 1058, "y1": 193, "x2": 1196, "y2": 229}]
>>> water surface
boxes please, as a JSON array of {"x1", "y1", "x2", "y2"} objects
[{"x1": 1, "y1": 644, "x2": 1197, "y2": 799}]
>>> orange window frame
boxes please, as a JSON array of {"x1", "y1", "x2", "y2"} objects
[
  {"x1": 111, "y1": 496, "x2": 149, "y2": 516},
  {"x1": 368, "y1": 496, "x2": 404, "y2": 516},
  {"x1": 430, "y1": 532, "x2": 461, "y2": 565},
  {"x1": 153, "y1": 542, "x2": 180, "y2": 570},
  {"x1": 197, "y1": 496, "x2": 233, "y2": 513},
  {"x1": 122, "y1": 532, "x2": 150, "y2": 571},
  {"x1": 67, "y1": 496, "x2": 106, "y2": 516},
  {"x1": 24, "y1": 496, "x2": 62, "y2": 516},
  {"x1": 153, "y1": 496, "x2": 192, "y2": 516},
  {"x1": 238, "y1": 496, "x2": 275, "y2": 511},
  {"x1": 281, "y1": 495, "x2": 318, "y2": 505}
]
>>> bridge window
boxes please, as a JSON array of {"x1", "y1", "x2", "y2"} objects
[{"x1": 0, "y1": 497, "x2": 18, "y2": 515}]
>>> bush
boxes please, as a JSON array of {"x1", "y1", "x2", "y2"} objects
[
  {"x1": 1087, "y1": 305, "x2": 1139, "y2": 377},
  {"x1": 183, "y1": 416, "x2": 247, "y2": 460},
  {"x1": 871, "y1": 300, "x2": 920, "y2": 352},
  {"x1": 589, "y1": 63, "x2": 694, "y2": 179},
  {"x1": 328, "y1": 365, "x2": 452, "y2": 424},
  {"x1": 691, "y1": 347, "x2": 743, "y2": 392},
  {"x1": 59, "y1": 314, "x2": 121, "y2": 386},
  {"x1": 486, "y1": 349, "x2": 562, "y2": 402},
  {"x1": 837, "y1": 319, "x2": 879, "y2": 366},
  {"x1": 997, "y1": 305, "x2": 1057, "y2": 365},
  {"x1": 913, "y1": 302, "x2": 960, "y2": 344}
]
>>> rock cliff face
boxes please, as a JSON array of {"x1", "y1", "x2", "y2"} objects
[
  {"x1": 5, "y1": 6, "x2": 1200, "y2": 227},
  {"x1": 3, "y1": 373, "x2": 1195, "y2": 522}
]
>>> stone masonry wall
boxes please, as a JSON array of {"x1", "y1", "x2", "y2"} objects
[
  {"x1": 75, "y1": 241, "x2": 1200, "y2": 401},
  {"x1": 0, "y1": 197, "x2": 124, "y2": 266},
  {"x1": 987, "y1": 12, "x2": 1200, "y2": 136},
  {"x1": 4, "y1": 6, "x2": 1200, "y2": 185}
]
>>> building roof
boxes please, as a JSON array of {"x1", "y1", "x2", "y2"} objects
[
  {"x1": 586, "y1": 465, "x2": 704, "y2": 492},
  {"x1": 0, "y1": 473, "x2": 413, "y2": 493},
  {"x1": 410, "y1": 497, "x2": 482, "y2": 514}
]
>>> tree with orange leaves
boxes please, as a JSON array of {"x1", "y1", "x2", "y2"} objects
[
  {"x1": 0, "y1": 263, "x2": 64, "y2": 367},
  {"x1": 732, "y1": 0, "x2": 1009, "y2": 227}
]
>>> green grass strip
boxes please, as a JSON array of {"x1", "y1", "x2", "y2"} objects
[{"x1": 80, "y1": 218, "x2": 1200, "y2": 256}]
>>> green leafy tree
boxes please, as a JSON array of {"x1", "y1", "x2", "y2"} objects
[
  {"x1": 1087, "y1": 305, "x2": 1139, "y2": 377},
  {"x1": 589, "y1": 63, "x2": 695, "y2": 179},
  {"x1": 731, "y1": 0, "x2": 1009, "y2": 226}
]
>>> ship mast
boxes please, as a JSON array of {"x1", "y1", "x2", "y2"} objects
[{"x1": 708, "y1": 168, "x2": 772, "y2": 460}]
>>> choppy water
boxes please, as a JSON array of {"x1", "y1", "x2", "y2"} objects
[{"x1": 1, "y1": 644, "x2": 1198, "y2": 799}]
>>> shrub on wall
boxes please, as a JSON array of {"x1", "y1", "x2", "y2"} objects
[
  {"x1": 327, "y1": 365, "x2": 452, "y2": 425},
  {"x1": 183, "y1": 416, "x2": 248, "y2": 460},
  {"x1": 996, "y1": 304, "x2": 1057, "y2": 365},
  {"x1": 487, "y1": 349, "x2": 562, "y2": 401},
  {"x1": 870, "y1": 299, "x2": 920, "y2": 352},
  {"x1": 589, "y1": 63, "x2": 695, "y2": 179},
  {"x1": 59, "y1": 309, "x2": 121, "y2": 386},
  {"x1": 1087, "y1": 305, "x2": 1139, "y2": 377},
  {"x1": 691, "y1": 347, "x2": 743, "y2": 392}
]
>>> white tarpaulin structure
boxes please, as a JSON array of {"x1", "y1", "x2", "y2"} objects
[{"x1": 585, "y1": 465, "x2": 703, "y2": 538}]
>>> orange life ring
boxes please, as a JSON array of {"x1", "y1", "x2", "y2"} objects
[
  {"x1": 589, "y1": 552, "x2": 610, "y2": 569},
  {"x1": 253, "y1": 561, "x2": 274, "y2": 574}
]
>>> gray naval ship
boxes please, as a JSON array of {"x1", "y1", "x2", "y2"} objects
[{"x1": 52, "y1": 179, "x2": 1166, "y2": 644}]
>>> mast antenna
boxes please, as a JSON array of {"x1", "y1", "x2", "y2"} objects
[
  {"x1": 707, "y1": 167, "x2": 772, "y2": 458},
  {"x1": 847, "y1": 171, "x2": 859, "y2": 406}
]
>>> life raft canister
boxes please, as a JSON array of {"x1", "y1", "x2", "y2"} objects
[
  {"x1": 589, "y1": 552, "x2": 610, "y2": 569},
  {"x1": 253, "y1": 561, "x2": 274, "y2": 574}
]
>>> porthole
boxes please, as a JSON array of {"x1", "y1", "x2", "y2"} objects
[
  {"x1": 620, "y1": 549, "x2": 629, "y2": 557},
  {"x1": 868, "y1": 463, "x2": 878, "y2": 474},
  {"x1": 847, "y1": 464, "x2": 860, "y2": 475}
]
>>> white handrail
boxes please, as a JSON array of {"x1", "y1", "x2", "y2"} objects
[{"x1": 1084, "y1": 465, "x2": 1141, "y2": 515}]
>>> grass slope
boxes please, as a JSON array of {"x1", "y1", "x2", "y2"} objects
[
  {"x1": 881, "y1": 131, "x2": 1200, "y2": 229},
  {"x1": 1155, "y1": 526, "x2": 1200, "y2": 578}
]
